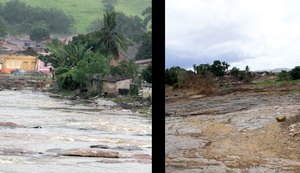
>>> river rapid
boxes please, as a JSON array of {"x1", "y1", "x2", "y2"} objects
[{"x1": 0, "y1": 90, "x2": 151, "y2": 173}]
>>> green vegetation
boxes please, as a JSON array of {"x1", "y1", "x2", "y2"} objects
[
  {"x1": 278, "y1": 70, "x2": 290, "y2": 81},
  {"x1": 135, "y1": 31, "x2": 152, "y2": 60},
  {"x1": 165, "y1": 67, "x2": 182, "y2": 87},
  {"x1": 29, "y1": 27, "x2": 50, "y2": 43},
  {"x1": 276, "y1": 66, "x2": 300, "y2": 82},
  {"x1": 166, "y1": 60, "x2": 254, "y2": 93},
  {"x1": 193, "y1": 60, "x2": 230, "y2": 77},
  {"x1": 289, "y1": 66, "x2": 300, "y2": 80},
  {"x1": 142, "y1": 6, "x2": 152, "y2": 28},
  {"x1": 39, "y1": 38, "x2": 111, "y2": 90},
  {"x1": 88, "y1": 11, "x2": 146, "y2": 44},
  {"x1": 254, "y1": 79, "x2": 300, "y2": 86},
  {"x1": 95, "y1": 11, "x2": 128, "y2": 57},
  {"x1": 229, "y1": 66, "x2": 253, "y2": 82},
  {"x1": 110, "y1": 60, "x2": 139, "y2": 78},
  {"x1": 0, "y1": 0, "x2": 74, "y2": 35},
  {"x1": 38, "y1": 10, "x2": 150, "y2": 95},
  {"x1": 0, "y1": 0, "x2": 151, "y2": 33},
  {"x1": 108, "y1": 96, "x2": 151, "y2": 115},
  {"x1": 0, "y1": 17, "x2": 7, "y2": 38},
  {"x1": 141, "y1": 64, "x2": 152, "y2": 83}
]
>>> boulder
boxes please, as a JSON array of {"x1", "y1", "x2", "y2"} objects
[
  {"x1": 59, "y1": 149, "x2": 119, "y2": 158},
  {"x1": 276, "y1": 115, "x2": 286, "y2": 122}
]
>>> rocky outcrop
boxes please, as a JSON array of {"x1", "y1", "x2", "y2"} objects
[{"x1": 59, "y1": 149, "x2": 119, "y2": 158}]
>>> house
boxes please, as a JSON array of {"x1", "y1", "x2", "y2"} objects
[
  {"x1": 37, "y1": 59, "x2": 52, "y2": 75},
  {"x1": 0, "y1": 54, "x2": 37, "y2": 74},
  {"x1": 87, "y1": 75, "x2": 132, "y2": 95}
]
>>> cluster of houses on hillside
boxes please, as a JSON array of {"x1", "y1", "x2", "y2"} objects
[
  {"x1": 0, "y1": 35, "x2": 152, "y2": 98},
  {"x1": 0, "y1": 35, "x2": 53, "y2": 74}
]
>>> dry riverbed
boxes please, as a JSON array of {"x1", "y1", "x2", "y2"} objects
[{"x1": 166, "y1": 84, "x2": 300, "y2": 172}]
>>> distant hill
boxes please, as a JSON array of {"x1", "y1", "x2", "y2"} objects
[
  {"x1": 254, "y1": 68, "x2": 291, "y2": 73},
  {"x1": 0, "y1": 0, "x2": 151, "y2": 33}
]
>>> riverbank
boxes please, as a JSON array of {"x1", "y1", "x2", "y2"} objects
[{"x1": 0, "y1": 74, "x2": 152, "y2": 116}]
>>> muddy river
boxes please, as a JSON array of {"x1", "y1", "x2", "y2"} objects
[{"x1": 0, "y1": 90, "x2": 151, "y2": 173}]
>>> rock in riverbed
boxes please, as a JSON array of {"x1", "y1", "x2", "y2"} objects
[
  {"x1": 59, "y1": 149, "x2": 119, "y2": 158},
  {"x1": 0, "y1": 122, "x2": 26, "y2": 128},
  {"x1": 276, "y1": 115, "x2": 286, "y2": 122},
  {"x1": 0, "y1": 148, "x2": 42, "y2": 156},
  {"x1": 90, "y1": 145, "x2": 110, "y2": 149},
  {"x1": 90, "y1": 145, "x2": 142, "y2": 151}
]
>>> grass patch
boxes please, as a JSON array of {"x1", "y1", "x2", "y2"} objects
[
  {"x1": 58, "y1": 90, "x2": 73, "y2": 97},
  {"x1": 0, "y1": 0, "x2": 151, "y2": 33},
  {"x1": 137, "y1": 107, "x2": 151, "y2": 115},
  {"x1": 288, "y1": 89, "x2": 300, "y2": 93},
  {"x1": 253, "y1": 79, "x2": 300, "y2": 86},
  {"x1": 108, "y1": 96, "x2": 152, "y2": 115}
]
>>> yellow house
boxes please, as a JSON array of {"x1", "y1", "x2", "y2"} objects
[{"x1": 0, "y1": 54, "x2": 37, "y2": 74}]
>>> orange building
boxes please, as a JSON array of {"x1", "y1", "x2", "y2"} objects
[{"x1": 0, "y1": 55, "x2": 37, "y2": 74}]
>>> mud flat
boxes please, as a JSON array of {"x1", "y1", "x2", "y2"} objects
[{"x1": 166, "y1": 86, "x2": 300, "y2": 173}]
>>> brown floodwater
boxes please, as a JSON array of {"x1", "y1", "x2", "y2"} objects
[{"x1": 0, "y1": 90, "x2": 151, "y2": 173}]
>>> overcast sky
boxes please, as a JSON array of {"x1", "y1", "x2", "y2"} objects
[{"x1": 166, "y1": 0, "x2": 300, "y2": 71}]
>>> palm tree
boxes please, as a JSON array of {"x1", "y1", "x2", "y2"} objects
[
  {"x1": 142, "y1": 7, "x2": 152, "y2": 28},
  {"x1": 46, "y1": 41, "x2": 92, "y2": 68},
  {"x1": 96, "y1": 10, "x2": 127, "y2": 58}
]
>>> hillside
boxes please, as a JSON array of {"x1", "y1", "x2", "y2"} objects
[{"x1": 0, "y1": 0, "x2": 151, "y2": 33}]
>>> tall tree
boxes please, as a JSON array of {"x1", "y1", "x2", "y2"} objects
[
  {"x1": 29, "y1": 27, "x2": 50, "y2": 46},
  {"x1": 142, "y1": 6, "x2": 152, "y2": 28},
  {"x1": 102, "y1": 0, "x2": 118, "y2": 11},
  {"x1": 88, "y1": 12, "x2": 145, "y2": 44},
  {"x1": 96, "y1": 10, "x2": 127, "y2": 58}
]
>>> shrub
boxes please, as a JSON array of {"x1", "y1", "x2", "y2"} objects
[
  {"x1": 289, "y1": 66, "x2": 300, "y2": 80},
  {"x1": 141, "y1": 64, "x2": 152, "y2": 83},
  {"x1": 278, "y1": 70, "x2": 290, "y2": 81}
]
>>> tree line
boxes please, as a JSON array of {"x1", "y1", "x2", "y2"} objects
[
  {"x1": 165, "y1": 60, "x2": 253, "y2": 87},
  {"x1": 0, "y1": 0, "x2": 74, "y2": 36}
]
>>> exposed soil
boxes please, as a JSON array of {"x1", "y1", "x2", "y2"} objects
[{"x1": 166, "y1": 83, "x2": 300, "y2": 173}]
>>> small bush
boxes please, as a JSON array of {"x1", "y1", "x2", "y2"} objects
[
  {"x1": 289, "y1": 66, "x2": 300, "y2": 80},
  {"x1": 278, "y1": 70, "x2": 290, "y2": 81},
  {"x1": 129, "y1": 84, "x2": 139, "y2": 96}
]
